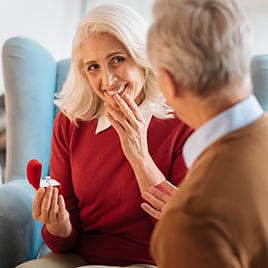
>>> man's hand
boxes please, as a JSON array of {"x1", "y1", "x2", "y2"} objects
[{"x1": 141, "y1": 180, "x2": 178, "y2": 220}]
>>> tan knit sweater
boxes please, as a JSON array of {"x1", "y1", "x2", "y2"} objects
[{"x1": 151, "y1": 114, "x2": 268, "y2": 268}]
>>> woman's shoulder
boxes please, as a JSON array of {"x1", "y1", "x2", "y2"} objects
[
  {"x1": 54, "y1": 112, "x2": 97, "y2": 127},
  {"x1": 54, "y1": 111, "x2": 73, "y2": 128},
  {"x1": 151, "y1": 116, "x2": 192, "y2": 132},
  {"x1": 53, "y1": 112, "x2": 96, "y2": 134},
  {"x1": 149, "y1": 116, "x2": 193, "y2": 143},
  {"x1": 148, "y1": 116, "x2": 193, "y2": 150}
]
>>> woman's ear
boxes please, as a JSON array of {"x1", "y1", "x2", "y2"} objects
[{"x1": 157, "y1": 67, "x2": 179, "y2": 99}]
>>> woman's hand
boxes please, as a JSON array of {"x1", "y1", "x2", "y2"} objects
[
  {"x1": 32, "y1": 186, "x2": 72, "y2": 238},
  {"x1": 141, "y1": 180, "x2": 178, "y2": 220},
  {"x1": 105, "y1": 93, "x2": 164, "y2": 192},
  {"x1": 105, "y1": 93, "x2": 149, "y2": 165}
]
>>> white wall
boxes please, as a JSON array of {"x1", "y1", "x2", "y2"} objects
[
  {"x1": 82, "y1": 0, "x2": 268, "y2": 54},
  {"x1": 0, "y1": 0, "x2": 267, "y2": 94},
  {"x1": 246, "y1": 10, "x2": 268, "y2": 54},
  {"x1": 81, "y1": 0, "x2": 154, "y2": 22},
  {"x1": 0, "y1": 0, "x2": 82, "y2": 94}
]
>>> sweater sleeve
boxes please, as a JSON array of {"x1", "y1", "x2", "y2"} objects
[
  {"x1": 42, "y1": 113, "x2": 80, "y2": 252},
  {"x1": 169, "y1": 123, "x2": 193, "y2": 186},
  {"x1": 42, "y1": 225, "x2": 78, "y2": 253},
  {"x1": 149, "y1": 121, "x2": 193, "y2": 224}
]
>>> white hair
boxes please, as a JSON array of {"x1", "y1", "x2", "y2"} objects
[
  {"x1": 147, "y1": 0, "x2": 254, "y2": 99},
  {"x1": 55, "y1": 3, "x2": 173, "y2": 124}
]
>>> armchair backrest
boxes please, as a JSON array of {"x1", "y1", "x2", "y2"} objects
[
  {"x1": 2, "y1": 36, "x2": 70, "y2": 183},
  {"x1": 251, "y1": 54, "x2": 268, "y2": 111}
]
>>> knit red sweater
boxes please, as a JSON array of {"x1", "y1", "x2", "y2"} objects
[{"x1": 42, "y1": 112, "x2": 192, "y2": 266}]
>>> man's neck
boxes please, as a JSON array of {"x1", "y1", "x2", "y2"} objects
[{"x1": 181, "y1": 84, "x2": 252, "y2": 129}]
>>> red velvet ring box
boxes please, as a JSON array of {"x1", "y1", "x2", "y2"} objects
[{"x1": 26, "y1": 159, "x2": 61, "y2": 190}]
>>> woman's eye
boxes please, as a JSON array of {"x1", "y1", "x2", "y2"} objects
[
  {"x1": 112, "y1": 56, "x2": 125, "y2": 64},
  {"x1": 87, "y1": 64, "x2": 99, "y2": 72}
]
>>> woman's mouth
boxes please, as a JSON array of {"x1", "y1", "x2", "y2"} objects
[{"x1": 105, "y1": 83, "x2": 128, "y2": 96}]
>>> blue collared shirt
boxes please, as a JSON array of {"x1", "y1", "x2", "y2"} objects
[{"x1": 183, "y1": 94, "x2": 264, "y2": 169}]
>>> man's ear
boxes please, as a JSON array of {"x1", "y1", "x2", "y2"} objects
[{"x1": 157, "y1": 67, "x2": 178, "y2": 98}]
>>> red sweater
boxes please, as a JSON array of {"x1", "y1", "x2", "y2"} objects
[{"x1": 42, "y1": 112, "x2": 192, "y2": 266}]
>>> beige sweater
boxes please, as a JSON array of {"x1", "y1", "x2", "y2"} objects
[{"x1": 151, "y1": 114, "x2": 268, "y2": 268}]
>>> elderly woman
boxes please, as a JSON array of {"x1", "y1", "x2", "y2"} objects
[{"x1": 17, "y1": 3, "x2": 192, "y2": 268}]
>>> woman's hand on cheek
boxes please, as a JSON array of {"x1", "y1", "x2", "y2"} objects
[{"x1": 105, "y1": 93, "x2": 150, "y2": 166}]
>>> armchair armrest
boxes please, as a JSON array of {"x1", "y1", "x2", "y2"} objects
[{"x1": 0, "y1": 179, "x2": 43, "y2": 268}]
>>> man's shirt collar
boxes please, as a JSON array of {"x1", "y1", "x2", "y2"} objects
[{"x1": 183, "y1": 94, "x2": 264, "y2": 169}]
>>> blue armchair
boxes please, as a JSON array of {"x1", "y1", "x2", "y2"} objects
[
  {"x1": 251, "y1": 54, "x2": 268, "y2": 111},
  {"x1": 0, "y1": 36, "x2": 70, "y2": 268},
  {"x1": 0, "y1": 36, "x2": 267, "y2": 268}
]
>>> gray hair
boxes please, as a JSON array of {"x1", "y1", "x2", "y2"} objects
[
  {"x1": 55, "y1": 3, "x2": 172, "y2": 124},
  {"x1": 147, "y1": 0, "x2": 254, "y2": 99}
]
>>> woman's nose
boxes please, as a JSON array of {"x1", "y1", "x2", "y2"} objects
[{"x1": 102, "y1": 67, "x2": 117, "y2": 86}]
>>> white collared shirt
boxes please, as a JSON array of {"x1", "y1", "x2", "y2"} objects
[
  {"x1": 183, "y1": 94, "x2": 264, "y2": 169},
  {"x1": 95, "y1": 98, "x2": 154, "y2": 134}
]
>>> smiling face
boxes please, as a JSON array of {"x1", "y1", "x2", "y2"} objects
[{"x1": 80, "y1": 33, "x2": 145, "y2": 106}]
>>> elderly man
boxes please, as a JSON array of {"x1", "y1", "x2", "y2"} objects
[{"x1": 145, "y1": 0, "x2": 268, "y2": 267}]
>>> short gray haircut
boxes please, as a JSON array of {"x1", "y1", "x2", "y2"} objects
[
  {"x1": 55, "y1": 3, "x2": 172, "y2": 124},
  {"x1": 147, "y1": 0, "x2": 254, "y2": 98}
]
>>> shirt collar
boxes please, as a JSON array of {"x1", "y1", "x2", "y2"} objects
[
  {"x1": 183, "y1": 94, "x2": 264, "y2": 169},
  {"x1": 95, "y1": 98, "x2": 153, "y2": 134}
]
